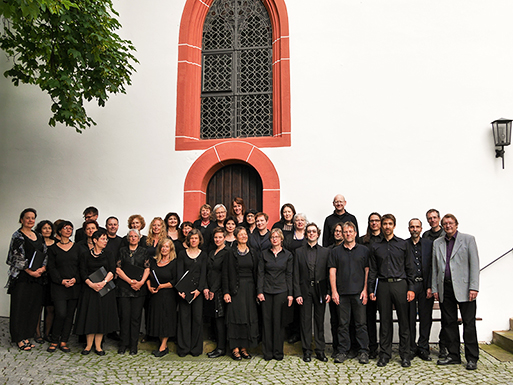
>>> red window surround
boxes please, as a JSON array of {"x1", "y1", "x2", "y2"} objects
[{"x1": 175, "y1": 0, "x2": 291, "y2": 151}]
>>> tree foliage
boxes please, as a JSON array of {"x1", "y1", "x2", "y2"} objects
[{"x1": 0, "y1": 0, "x2": 138, "y2": 132}]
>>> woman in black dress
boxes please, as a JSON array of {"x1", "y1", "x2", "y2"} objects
[
  {"x1": 74, "y1": 229, "x2": 118, "y2": 355},
  {"x1": 35, "y1": 219, "x2": 56, "y2": 344},
  {"x1": 257, "y1": 228, "x2": 293, "y2": 361},
  {"x1": 46, "y1": 221, "x2": 81, "y2": 353},
  {"x1": 146, "y1": 238, "x2": 177, "y2": 357},
  {"x1": 205, "y1": 227, "x2": 231, "y2": 358},
  {"x1": 176, "y1": 229, "x2": 207, "y2": 357},
  {"x1": 6, "y1": 208, "x2": 46, "y2": 351},
  {"x1": 223, "y1": 226, "x2": 259, "y2": 360},
  {"x1": 116, "y1": 229, "x2": 149, "y2": 355}
]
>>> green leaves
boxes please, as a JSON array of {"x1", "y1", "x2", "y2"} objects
[{"x1": 0, "y1": 0, "x2": 138, "y2": 132}]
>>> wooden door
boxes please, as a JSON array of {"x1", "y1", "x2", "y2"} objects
[{"x1": 207, "y1": 163, "x2": 263, "y2": 213}]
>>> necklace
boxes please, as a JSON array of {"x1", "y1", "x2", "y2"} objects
[
  {"x1": 59, "y1": 239, "x2": 71, "y2": 245},
  {"x1": 91, "y1": 248, "x2": 103, "y2": 257}
]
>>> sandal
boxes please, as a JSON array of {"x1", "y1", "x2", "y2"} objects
[
  {"x1": 23, "y1": 339, "x2": 35, "y2": 348},
  {"x1": 17, "y1": 341, "x2": 32, "y2": 351},
  {"x1": 240, "y1": 348, "x2": 251, "y2": 359},
  {"x1": 34, "y1": 335, "x2": 44, "y2": 344},
  {"x1": 231, "y1": 348, "x2": 242, "y2": 361},
  {"x1": 59, "y1": 344, "x2": 71, "y2": 353},
  {"x1": 47, "y1": 343, "x2": 58, "y2": 353}
]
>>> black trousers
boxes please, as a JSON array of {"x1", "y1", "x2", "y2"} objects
[
  {"x1": 440, "y1": 281, "x2": 479, "y2": 363},
  {"x1": 337, "y1": 294, "x2": 369, "y2": 354},
  {"x1": 376, "y1": 280, "x2": 410, "y2": 360},
  {"x1": 299, "y1": 285, "x2": 326, "y2": 354},
  {"x1": 261, "y1": 292, "x2": 288, "y2": 360},
  {"x1": 366, "y1": 298, "x2": 379, "y2": 354},
  {"x1": 213, "y1": 317, "x2": 226, "y2": 350},
  {"x1": 408, "y1": 281, "x2": 434, "y2": 353},
  {"x1": 328, "y1": 301, "x2": 339, "y2": 352},
  {"x1": 52, "y1": 298, "x2": 78, "y2": 343},
  {"x1": 177, "y1": 296, "x2": 204, "y2": 356},
  {"x1": 118, "y1": 296, "x2": 146, "y2": 350}
]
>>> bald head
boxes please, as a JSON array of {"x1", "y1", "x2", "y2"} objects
[{"x1": 333, "y1": 194, "x2": 347, "y2": 214}]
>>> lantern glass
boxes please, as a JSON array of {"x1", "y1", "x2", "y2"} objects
[{"x1": 492, "y1": 119, "x2": 512, "y2": 147}]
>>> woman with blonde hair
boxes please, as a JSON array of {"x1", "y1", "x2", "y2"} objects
[
  {"x1": 146, "y1": 217, "x2": 167, "y2": 258},
  {"x1": 146, "y1": 238, "x2": 178, "y2": 357}
]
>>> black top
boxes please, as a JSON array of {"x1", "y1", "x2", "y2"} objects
[
  {"x1": 74, "y1": 226, "x2": 106, "y2": 243},
  {"x1": 293, "y1": 243, "x2": 330, "y2": 299},
  {"x1": 283, "y1": 231, "x2": 307, "y2": 255},
  {"x1": 358, "y1": 233, "x2": 383, "y2": 246},
  {"x1": 206, "y1": 247, "x2": 231, "y2": 293},
  {"x1": 79, "y1": 248, "x2": 116, "y2": 282},
  {"x1": 322, "y1": 210, "x2": 359, "y2": 247},
  {"x1": 257, "y1": 248, "x2": 293, "y2": 296},
  {"x1": 328, "y1": 243, "x2": 369, "y2": 295},
  {"x1": 149, "y1": 257, "x2": 177, "y2": 288},
  {"x1": 422, "y1": 228, "x2": 445, "y2": 241},
  {"x1": 249, "y1": 230, "x2": 271, "y2": 257},
  {"x1": 176, "y1": 250, "x2": 207, "y2": 292},
  {"x1": 47, "y1": 243, "x2": 82, "y2": 300},
  {"x1": 222, "y1": 247, "x2": 258, "y2": 296},
  {"x1": 116, "y1": 245, "x2": 149, "y2": 297},
  {"x1": 368, "y1": 235, "x2": 415, "y2": 292},
  {"x1": 105, "y1": 235, "x2": 123, "y2": 258},
  {"x1": 194, "y1": 219, "x2": 214, "y2": 253}
]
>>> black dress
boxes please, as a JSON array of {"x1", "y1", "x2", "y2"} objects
[
  {"x1": 146, "y1": 258, "x2": 178, "y2": 339},
  {"x1": 223, "y1": 248, "x2": 259, "y2": 349},
  {"x1": 47, "y1": 243, "x2": 81, "y2": 343},
  {"x1": 8, "y1": 232, "x2": 45, "y2": 343},
  {"x1": 74, "y1": 249, "x2": 119, "y2": 335}
]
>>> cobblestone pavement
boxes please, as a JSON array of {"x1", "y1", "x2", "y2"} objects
[{"x1": 1, "y1": 317, "x2": 512, "y2": 385}]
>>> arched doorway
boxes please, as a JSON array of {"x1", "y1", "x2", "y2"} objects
[{"x1": 207, "y1": 163, "x2": 263, "y2": 213}]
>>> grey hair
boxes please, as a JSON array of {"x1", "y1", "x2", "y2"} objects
[
  {"x1": 213, "y1": 204, "x2": 227, "y2": 214},
  {"x1": 127, "y1": 228, "x2": 141, "y2": 238},
  {"x1": 293, "y1": 213, "x2": 308, "y2": 223}
]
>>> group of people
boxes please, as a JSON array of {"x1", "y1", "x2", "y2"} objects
[{"x1": 5, "y1": 194, "x2": 480, "y2": 370}]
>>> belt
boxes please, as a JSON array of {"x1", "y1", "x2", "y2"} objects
[
  {"x1": 385, "y1": 278, "x2": 403, "y2": 283},
  {"x1": 414, "y1": 277, "x2": 423, "y2": 282}
]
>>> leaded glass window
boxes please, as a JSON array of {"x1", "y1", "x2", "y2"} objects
[{"x1": 201, "y1": 0, "x2": 273, "y2": 139}]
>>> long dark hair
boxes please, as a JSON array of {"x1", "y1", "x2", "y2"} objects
[{"x1": 363, "y1": 212, "x2": 381, "y2": 244}]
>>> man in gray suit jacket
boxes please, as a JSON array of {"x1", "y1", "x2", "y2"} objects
[{"x1": 432, "y1": 214, "x2": 479, "y2": 370}]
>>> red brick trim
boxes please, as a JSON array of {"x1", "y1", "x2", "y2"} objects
[
  {"x1": 176, "y1": 0, "x2": 291, "y2": 151},
  {"x1": 183, "y1": 141, "x2": 280, "y2": 225}
]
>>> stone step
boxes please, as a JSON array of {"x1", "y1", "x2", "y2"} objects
[{"x1": 493, "y1": 330, "x2": 513, "y2": 354}]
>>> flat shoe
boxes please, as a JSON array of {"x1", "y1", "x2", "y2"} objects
[
  {"x1": 231, "y1": 349, "x2": 242, "y2": 361},
  {"x1": 34, "y1": 335, "x2": 44, "y2": 344},
  {"x1": 153, "y1": 347, "x2": 169, "y2": 357},
  {"x1": 17, "y1": 341, "x2": 32, "y2": 351},
  {"x1": 95, "y1": 349, "x2": 106, "y2": 356},
  {"x1": 47, "y1": 343, "x2": 58, "y2": 353},
  {"x1": 81, "y1": 349, "x2": 91, "y2": 355}
]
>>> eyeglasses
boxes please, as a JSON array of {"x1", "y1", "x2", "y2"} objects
[{"x1": 306, "y1": 230, "x2": 318, "y2": 234}]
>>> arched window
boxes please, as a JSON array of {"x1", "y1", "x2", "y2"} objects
[
  {"x1": 176, "y1": 0, "x2": 290, "y2": 151},
  {"x1": 201, "y1": 0, "x2": 273, "y2": 139}
]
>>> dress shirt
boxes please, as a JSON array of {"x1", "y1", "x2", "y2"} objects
[
  {"x1": 368, "y1": 235, "x2": 415, "y2": 292},
  {"x1": 322, "y1": 211, "x2": 359, "y2": 247},
  {"x1": 445, "y1": 231, "x2": 457, "y2": 280},
  {"x1": 257, "y1": 248, "x2": 293, "y2": 295}
]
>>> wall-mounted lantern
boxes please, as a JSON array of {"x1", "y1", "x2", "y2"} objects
[{"x1": 492, "y1": 118, "x2": 512, "y2": 169}]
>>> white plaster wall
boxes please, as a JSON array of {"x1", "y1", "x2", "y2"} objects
[{"x1": 1, "y1": 0, "x2": 512, "y2": 342}]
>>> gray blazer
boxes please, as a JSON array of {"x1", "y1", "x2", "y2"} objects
[{"x1": 431, "y1": 232, "x2": 479, "y2": 303}]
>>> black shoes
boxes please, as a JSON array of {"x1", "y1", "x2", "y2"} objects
[
  {"x1": 240, "y1": 349, "x2": 252, "y2": 359},
  {"x1": 152, "y1": 347, "x2": 169, "y2": 357},
  {"x1": 316, "y1": 352, "x2": 328, "y2": 362},
  {"x1": 118, "y1": 346, "x2": 127, "y2": 354},
  {"x1": 207, "y1": 348, "x2": 225, "y2": 358},
  {"x1": 287, "y1": 334, "x2": 301, "y2": 344},
  {"x1": 437, "y1": 356, "x2": 461, "y2": 365},
  {"x1": 466, "y1": 361, "x2": 478, "y2": 370},
  {"x1": 333, "y1": 353, "x2": 347, "y2": 363},
  {"x1": 369, "y1": 349, "x2": 378, "y2": 359},
  {"x1": 231, "y1": 349, "x2": 242, "y2": 361},
  {"x1": 358, "y1": 352, "x2": 369, "y2": 364},
  {"x1": 401, "y1": 358, "x2": 411, "y2": 367},
  {"x1": 377, "y1": 357, "x2": 389, "y2": 367},
  {"x1": 303, "y1": 353, "x2": 311, "y2": 362},
  {"x1": 81, "y1": 349, "x2": 91, "y2": 355},
  {"x1": 129, "y1": 348, "x2": 138, "y2": 355},
  {"x1": 95, "y1": 349, "x2": 106, "y2": 356},
  {"x1": 417, "y1": 350, "x2": 432, "y2": 361},
  {"x1": 438, "y1": 346, "x2": 448, "y2": 359}
]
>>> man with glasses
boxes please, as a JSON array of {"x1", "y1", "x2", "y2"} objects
[
  {"x1": 75, "y1": 206, "x2": 103, "y2": 242},
  {"x1": 293, "y1": 223, "x2": 330, "y2": 363},
  {"x1": 432, "y1": 214, "x2": 479, "y2": 370},
  {"x1": 322, "y1": 194, "x2": 359, "y2": 247}
]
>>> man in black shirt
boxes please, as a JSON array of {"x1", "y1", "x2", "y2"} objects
[
  {"x1": 406, "y1": 218, "x2": 433, "y2": 361},
  {"x1": 329, "y1": 221, "x2": 370, "y2": 364},
  {"x1": 322, "y1": 194, "x2": 359, "y2": 247},
  {"x1": 105, "y1": 216, "x2": 123, "y2": 257},
  {"x1": 369, "y1": 214, "x2": 415, "y2": 367}
]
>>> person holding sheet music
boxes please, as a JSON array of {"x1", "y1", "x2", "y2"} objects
[
  {"x1": 6, "y1": 208, "x2": 47, "y2": 351},
  {"x1": 146, "y1": 238, "x2": 177, "y2": 357},
  {"x1": 116, "y1": 229, "x2": 149, "y2": 355},
  {"x1": 176, "y1": 229, "x2": 207, "y2": 357},
  {"x1": 74, "y1": 229, "x2": 118, "y2": 356},
  {"x1": 46, "y1": 221, "x2": 81, "y2": 353}
]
